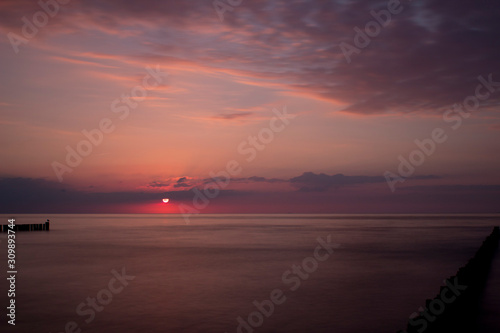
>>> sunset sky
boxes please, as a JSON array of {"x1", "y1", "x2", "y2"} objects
[{"x1": 1, "y1": 0, "x2": 500, "y2": 213}]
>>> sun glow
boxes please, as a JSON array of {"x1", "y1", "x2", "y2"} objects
[{"x1": 162, "y1": 198, "x2": 170, "y2": 203}]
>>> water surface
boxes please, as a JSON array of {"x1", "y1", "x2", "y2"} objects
[{"x1": 0, "y1": 214, "x2": 499, "y2": 332}]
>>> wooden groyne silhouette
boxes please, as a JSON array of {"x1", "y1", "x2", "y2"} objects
[
  {"x1": 399, "y1": 226, "x2": 500, "y2": 333},
  {"x1": 1, "y1": 219, "x2": 50, "y2": 232}
]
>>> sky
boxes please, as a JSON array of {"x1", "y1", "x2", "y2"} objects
[{"x1": 1, "y1": 0, "x2": 500, "y2": 214}]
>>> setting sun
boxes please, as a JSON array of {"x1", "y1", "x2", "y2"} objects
[{"x1": 162, "y1": 198, "x2": 170, "y2": 203}]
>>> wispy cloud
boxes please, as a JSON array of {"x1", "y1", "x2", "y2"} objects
[
  {"x1": 148, "y1": 180, "x2": 170, "y2": 188},
  {"x1": 290, "y1": 172, "x2": 441, "y2": 192},
  {"x1": 290, "y1": 172, "x2": 387, "y2": 192},
  {"x1": 212, "y1": 112, "x2": 253, "y2": 120},
  {"x1": 3, "y1": 1, "x2": 499, "y2": 115},
  {"x1": 173, "y1": 176, "x2": 191, "y2": 188},
  {"x1": 1, "y1": 176, "x2": 499, "y2": 214}
]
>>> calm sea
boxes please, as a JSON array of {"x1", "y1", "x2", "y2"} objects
[{"x1": 0, "y1": 214, "x2": 499, "y2": 333}]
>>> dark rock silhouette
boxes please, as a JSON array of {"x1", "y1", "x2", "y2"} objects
[{"x1": 399, "y1": 226, "x2": 499, "y2": 333}]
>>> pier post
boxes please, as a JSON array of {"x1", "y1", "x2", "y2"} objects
[{"x1": 1, "y1": 221, "x2": 51, "y2": 232}]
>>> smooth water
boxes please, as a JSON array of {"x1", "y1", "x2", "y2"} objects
[{"x1": 0, "y1": 214, "x2": 499, "y2": 332}]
